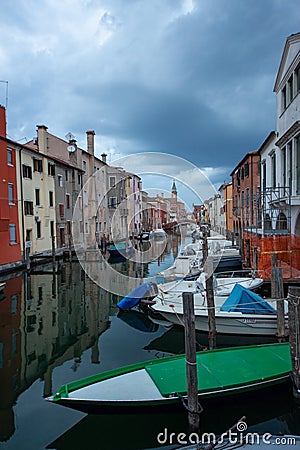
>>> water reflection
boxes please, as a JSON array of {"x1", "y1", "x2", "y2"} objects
[
  {"x1": 0, "y1": 234, "x2": 182, "y2": 444},
  {"x1": 0, "y1": 264, "x2": 112, "y2": 442},
  {"x1": 0, "y1": 230, "x2": 299, "y2": 449},
  {"x1": 46, "y1": 389, "x2": 299, "y2": 450},
  {"x1": 117, "y1": 309, "x2": 159, "y2": 333},
  {"x1": 144, "y1": 325, "x2": 280, "y2": 356}
]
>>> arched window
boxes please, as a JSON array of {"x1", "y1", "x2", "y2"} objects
[{"x1": 276, "y1": 212, "x2": 288, "y2": 230}]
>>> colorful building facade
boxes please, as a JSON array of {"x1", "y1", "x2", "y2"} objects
[{"x1": 0, "y1": 106, "x2": 22, "y2": 268}]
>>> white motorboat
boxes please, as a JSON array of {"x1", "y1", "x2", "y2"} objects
[
  {"x1": 150, "y1": 284, "x2": 288, "y2": 336},
  {"x1": 149, "y1": 228, "x2": 167, "y2": 240},
  {"x1": 158, "y1": 270, "x2": 264, "y2": 296},
  {"x1": 158, "y1": 254, "x2": 199, "y2": 279}
]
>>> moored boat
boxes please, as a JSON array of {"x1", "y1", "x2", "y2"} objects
[
  {"x1": 46, "y1": 342, "x2": 292, "y2": 414},
  {"x1": 149, "y1": 228, "x2": 167, "y2": 240},
  {"x1": 107, "y1": 241, "x2": 134, "y2": 258},
  {"x1": 151, "y1": 284, "x2": 288, "y2": 336}
]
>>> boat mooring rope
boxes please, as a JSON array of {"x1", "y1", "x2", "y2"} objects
[{"x1": 176, "y1": 392, "x2": 203, "y2": 416}]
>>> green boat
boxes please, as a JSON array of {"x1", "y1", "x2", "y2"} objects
[{"x1": 47, "y1": 343, "x2": 292, "y2": 414}]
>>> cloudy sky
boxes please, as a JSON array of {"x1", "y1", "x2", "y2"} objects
[{"x1": 1, "y1": 0, "x2": 299, "y2": 198}]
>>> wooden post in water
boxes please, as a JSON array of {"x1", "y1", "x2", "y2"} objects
[
  {"x1": 202, "y1": 235, "x2": 216, "y2": 349},
  {"x1": 245, "y1": 239, "x2": 251, "y2": 268},
  {"x1": 68, "y1": 234, "x2": 72, "y2": 262},
  {"x1": 183, "y1": 292, "x2": 200, "y2": 432},
  {"x1": 26, "y1": 246, "x2": 30, "y2": 272},
  {"x1": 271, "y1": 254, "x2": 286, "y2": 339},
  {"x1": 253, "y1": 247, "x2": 258, "y2": 272},
  {"x1": 288, "y1": 286, "x2": 300, "y2": 399},
  {"x1": 206, "y1": 256, "x2": 217, "y2": 350},
  {"x1": 51, "y1": 235, "x2": 56, "y2": 270}
]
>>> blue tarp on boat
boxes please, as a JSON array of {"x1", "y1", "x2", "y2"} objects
[
  {"x1": 220, "y1": 284, "x2": 276, "y2": 314},
  {"x1": 117, "y1": 283, "x2": 154, "y2": 310}
]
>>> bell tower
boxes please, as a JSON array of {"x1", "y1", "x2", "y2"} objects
[{"x1": 171, "y1": 180, "x2": 177, "y2": 200}]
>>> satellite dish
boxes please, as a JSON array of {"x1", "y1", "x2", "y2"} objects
[{"x1": 67, "y1": 145, "x2": 76, "y2": 153}]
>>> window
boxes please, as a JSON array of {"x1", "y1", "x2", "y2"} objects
[
  {"x1": 109, "y1": 197, "x2": 117, "y2": 208},
  {"x1": 48, "y1": 163, "x2": 55, "y2": 176},
  {"x1": 66, "y1": 221, "x2": 71, "y2": 235},
  {"x1": 78, "y1": 173, "x2": 82, "y2": 185},
  {"x1": 288, "y1": 75, "x2": 294, "y2": 103},
  {"x1": 288, "y1": 142, "x2": 293, "y2": 192},
  {"x1": 65, "y1": 170, "x2": 69, "y2": 181},
  {"x1": 282, "y1": 147, "x2": 286, "y2": 187},
  {"x1": 22, "y1": 164, "x2": 32, "y2": 179},
  {"x1": 244, "y1": 163, "x2": 249, "y2": 177},
  {"x1": 36, "y1": 221, "x2": 41, "y2": 238},
  {"x1": 7, "y1": 149, "x2": 13, "y2": 165},
  {"x1": 297, "y1": 136, "x2": 300, "y2": 195},
  {"x1": 24, "y1": 201, "x2": 33, "y2": 215},
  {"x1": 66, "y1": 194, "x2": 70, "y2": 209},
  {"x1": 35, "y1": 188, "x2": 40, "y2": 206},
  {"x1": 59, "y1": 204, "x2": 64, "y2": 218},
  {"x1": 58, "y1": 175, "x2": 63, "y2": 187},
  {"x1": 50, "y1": 220, "x2": 54, "y2": 237},
  {"x1": 297, "y1": 64, "x2": 300, "y2": 93},
  {"x1": 9, "y1": 224, "x2": 16, "y2": 244},
  {"x1": 109, "y1": 176, "x2": 116, "y2": 188},
  {"x1": 271, "y1": 153, "x2": 276, "y2": 188},
  {"x1": 8, "y1": 183, "x2": 14, "y2": 204},
  {"x1": 33, "y1": 158, "x2": 43, "y2": 172},
  {"x1": 236, "y1": 170, "x2": 240, "y2": 188},
  {"x1": 49, "y1": 191, "x2": 54, "y2": 207},
  {"x1": 11, "y1": 295, "x2": 18, "y2": 315},
  {"x1": 282, "y1": 86, "x2": 287, "y2": 111},
  {"x1": 82, "y1": 160, "x2": 87, "y2": 172}
]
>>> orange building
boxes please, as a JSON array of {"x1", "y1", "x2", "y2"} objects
[{"x1": 0, "y1": 106, "x2": 22, "y2": 268}]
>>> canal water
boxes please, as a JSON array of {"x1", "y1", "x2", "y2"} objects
[{"x1": 0, "y1": 234, "x2": 299, "y2": 450}]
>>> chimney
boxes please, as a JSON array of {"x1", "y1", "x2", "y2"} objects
[
  {"x1": 86, "y1": 130, "x2": 95, "y2": 155},
  {"x1": 37, "y1": 125, "x2": 48, "y2": 153},
  {"x1": 0, "y1": 106, "x2": 6, "y2": 138},
  {"x1": 101, "y1": 153, "x2": 107, "y2": 164}
]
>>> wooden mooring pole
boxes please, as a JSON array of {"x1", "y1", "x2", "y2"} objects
[
  {"x1": 206, "y1": 258, "x2": 217, "y2": 350},
  {"x1": 183, "y1": 292, "x2": 200, "y2": 432},
  {"x1": 271, "y1": 254, "x2": 286, "y2": 339},
  {"x1": 51, "y1": 235, "x2": 56, "y2": 270},
  {"x1": 288, "y1": 286, "x2": 300, "y2": 399},
  {"x1": 202, "y1": 235, "x2": 217, "y2": 349}
]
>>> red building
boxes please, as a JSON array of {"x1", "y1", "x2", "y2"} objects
[
  {"x1": 0, "y1": 276, "x2": 22, "y2": 441},
  {"x1": 230, "y1": 150, "x2": 260, "y2": 264},
  {"x1": 0, "y1": 106, "x2": 22, "y2": 267}
]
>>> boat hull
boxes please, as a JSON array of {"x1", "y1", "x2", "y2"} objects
[
  {"x1": 50, "y1": 375, "x2": 290, "y2": 415},
  {"x1": 47, "y1": 343, "x2": 291, "y2": 414},
  {"x1": 153, "y1": 308, "x2": 286, "y2": 336}
]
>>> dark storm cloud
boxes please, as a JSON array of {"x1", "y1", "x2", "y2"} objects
[{"x1": 1, "y1": 0, "x2": 300, "y2": 176}]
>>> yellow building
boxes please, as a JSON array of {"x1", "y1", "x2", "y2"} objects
[{"x1": 15, "y1": 145, "x2": 56, "y2": 259}]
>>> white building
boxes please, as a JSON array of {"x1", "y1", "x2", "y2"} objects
[{"x1": 273, "y1": 32, "x2": 300, "y2": 236}]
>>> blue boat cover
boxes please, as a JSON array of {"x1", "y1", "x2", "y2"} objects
[
  {"x1": 117, "y1": 283, "x2": 154, "y2": 310},
  {"x1": 220, "y1": 284, "x2": 276, "y2": 314}
]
